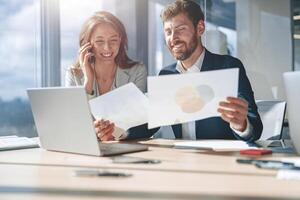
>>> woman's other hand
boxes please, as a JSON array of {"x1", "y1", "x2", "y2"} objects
[{"x1": 94, "y1": 119, "x2": 115, "y2": 141}]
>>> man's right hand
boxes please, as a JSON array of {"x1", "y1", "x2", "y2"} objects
[
  {"x1": 94, "y1": 119, "x2": 115, "y2": 141},
  {"x1": 79, "y1": 42, "x2": 95, "y2": 94}
]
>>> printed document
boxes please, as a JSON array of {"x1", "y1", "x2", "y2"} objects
[
  {"x1": 277, "y1": 170, "x2": 300, "y2": 181},
  {"x1": 89, "y1": 83, "x2": 148, "y2": 139},
  {"x1": 174, "y1": 140, "x2": 257, "y2": 152},
  {"x1": 147, "y1": 68, "x2": 239, "y2": 128}
]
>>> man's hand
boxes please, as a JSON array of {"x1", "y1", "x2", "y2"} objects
[
  {"x1": 217, "y1": 97, "x2": 248, "y2": 132},
  {"x1": 94, "y1": 119, "x2": 115, "y2": 141}
]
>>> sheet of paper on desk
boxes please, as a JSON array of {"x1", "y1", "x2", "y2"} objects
[
  {"x1": 89, "y1": 83, "x2": 148, "y2": 139},
  {"x1": 277, "y1": 170, "x2": 300, "y2": 181},
  {"x1": 281, "y1": 158, "x2": 300, "y2": 167},
  {"x1": 174, "y1": 140, "x2": 257, "y2": 152},
  {"x1": 148, "y1": 68, "x2": 239, "y2": 128}
]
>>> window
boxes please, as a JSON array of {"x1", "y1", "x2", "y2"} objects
[{"x1": 0, "y1": 0, "x2": 41, "y2": 137}]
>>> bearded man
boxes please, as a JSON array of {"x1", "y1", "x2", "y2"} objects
[{"x1": 158, "y1": 0, "x2": 263, "y2": 142}]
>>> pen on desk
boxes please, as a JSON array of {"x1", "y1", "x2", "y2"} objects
[
  {"x1": 74, "y1": 169, "x2": 132, "y2": 177},
  {"x1": 132, "y1": 159, "x2": 161, "y2": 164},
  {"x1": 112, "y1": 156, "x2": 161, "y2": 164},
  {"x1": 236, "y1": 158, "x2": 300, "y2": 170},
  {"x1": 236, "y1": 158, "x2": 275, "y2": 164},
  {"x1": 236, "y1": 158, "x2": 291, "y2": 165}
]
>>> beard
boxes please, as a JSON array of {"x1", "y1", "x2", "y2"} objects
[{"x1": 169, "y1": 34, "x2": 198, "y2": 61}]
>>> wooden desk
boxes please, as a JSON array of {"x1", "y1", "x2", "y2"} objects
[
  {"x1": 0, "y1": 139, "x2": 299, "y2": 200},
  {"x1": 0, "y1": 139, "x2": 295, "y2": 176}
]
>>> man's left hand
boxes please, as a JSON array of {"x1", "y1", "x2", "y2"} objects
[{"x1": 218, "y1": 97, "x2": 248, "y2": 132}]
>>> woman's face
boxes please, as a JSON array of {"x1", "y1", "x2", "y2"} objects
[{"x1": 90, "y1": 23, "x2": 121, "y2": 64}]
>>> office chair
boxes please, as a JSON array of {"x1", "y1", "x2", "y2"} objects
[
  {"x1": 256, "y1": 100, "x2": 287, "y2": 140},
  {"x1": 256, "y1": 100, "x2": 287, "y2": 147}
]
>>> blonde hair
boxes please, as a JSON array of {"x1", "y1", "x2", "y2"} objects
[{"x1": 74, "y1": 11, "x2": 137, "y2": 69}]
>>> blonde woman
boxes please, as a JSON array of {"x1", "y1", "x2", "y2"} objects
[{"x1": 65, "y1": 11, "x2": 148, "y2": 141}]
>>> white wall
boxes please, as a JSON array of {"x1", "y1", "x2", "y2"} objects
[{"x1": 236, "y1": 0, "x2": 292, "y2": 100}]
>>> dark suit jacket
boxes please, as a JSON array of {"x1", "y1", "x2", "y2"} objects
[
  {"x1": 158, "y1": 49, "x2": 262, "y2": 142},
  {"x1": 126, "y1": 49, "x2": 263, "y2": 142}
]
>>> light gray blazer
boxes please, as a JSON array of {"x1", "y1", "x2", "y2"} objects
[{"x1": 65, "y1": 63, "x2": 147, "y2": 97}]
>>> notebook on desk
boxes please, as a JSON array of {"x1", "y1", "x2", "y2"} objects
[
  {"x1": 174, "y1": 140, "x2": 258, "y2": 152},
  {"x1": 0, "y1": 135, "x2": 39, "y2": 151},
  {"x1": 27, "y1": 87, "x2": 148, "y2": 156}
]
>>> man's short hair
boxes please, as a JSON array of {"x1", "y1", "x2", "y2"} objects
[{"x1": 161, "y1": 0, "x2": 205, "y2": 27}]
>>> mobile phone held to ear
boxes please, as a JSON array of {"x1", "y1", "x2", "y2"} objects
[{"x1": 88, "y1": 49, "x2": 95, "y2": 63}]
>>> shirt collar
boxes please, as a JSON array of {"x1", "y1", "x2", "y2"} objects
[{"x1": 176, "y1": 48, "x2": 205, "y2": 74}]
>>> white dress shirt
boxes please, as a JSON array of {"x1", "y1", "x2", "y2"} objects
[{"x1": 175, "y1": 49, "x2": 252, "y2": 140}]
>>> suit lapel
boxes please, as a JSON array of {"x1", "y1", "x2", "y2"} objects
[
  {"x1": 172, "y1": 124, "x2": 182, "y2": 139},
  {"x1": 201, "y1": 49, "x2": 215, "y2": 72},
  {"x1": 166, "y1": 63, "x2": 180, "y2": 74},
  {"x1": 114, "y1": 67, "x2": 130, "y2": 89}
]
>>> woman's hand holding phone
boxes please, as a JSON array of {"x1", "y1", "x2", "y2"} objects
[{"x1": 79, "y1": 42, "x2": 95, "y2": 94}]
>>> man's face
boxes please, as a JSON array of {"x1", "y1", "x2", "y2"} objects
[{"x1": 163, "y1": 13, "x2": 201, "y2": 61}]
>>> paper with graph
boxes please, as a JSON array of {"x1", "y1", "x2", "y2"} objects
[{"x1": 147, "y1": 68, "x2": 239, "y2": 128}]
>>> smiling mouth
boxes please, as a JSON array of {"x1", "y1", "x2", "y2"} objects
[
  {"x1": 101, "y1": 53, "x2": 113, "y2": 58},
  {"x1": 172, "y1": 43, "x2": 185, "y2": 52}
]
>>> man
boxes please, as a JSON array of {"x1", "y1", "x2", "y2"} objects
[
  {"x1": 157, "y1": 0, "x2": 262, "y2": 142},
  {"x1": 98, "y1": 0, "x2": 262, "y2": 142}
]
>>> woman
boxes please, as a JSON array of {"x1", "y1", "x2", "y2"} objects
[{"x1": 65, "y1": 11, "x2": 147, "y2": 141}]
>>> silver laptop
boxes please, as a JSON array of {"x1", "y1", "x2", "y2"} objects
[
  {"x1": 27, "y1": 87, "x2": 148, "y2": 156},
  {"x1": 283, "y1": 71, "x2": 300, "y2": 154}
]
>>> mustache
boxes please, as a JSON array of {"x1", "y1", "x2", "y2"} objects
[{"x1": 171, "y1": 40, "x2": 185, "y2": 47}]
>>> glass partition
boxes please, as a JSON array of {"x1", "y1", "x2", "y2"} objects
[{"x1": 292, "y1": 0, "x2": 300, "y2": 71}]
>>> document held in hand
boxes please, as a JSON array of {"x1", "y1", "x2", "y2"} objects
[
  {"x1": 89, "y1": 83, "x2": 148, "y2": 139},
  {"x1": 147, "y1": 68, "x2": 239, "y2": 129}
]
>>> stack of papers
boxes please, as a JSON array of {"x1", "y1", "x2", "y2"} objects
[
  {"x1": 174, "y1": 140, "x2": 257, "y2": 152},
  {"x1": 277, "y1": 170, "x2": 300, "y2": 181},
  {"x1": 0, "y1": 135, "x2": 39, "y2": 151}
]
